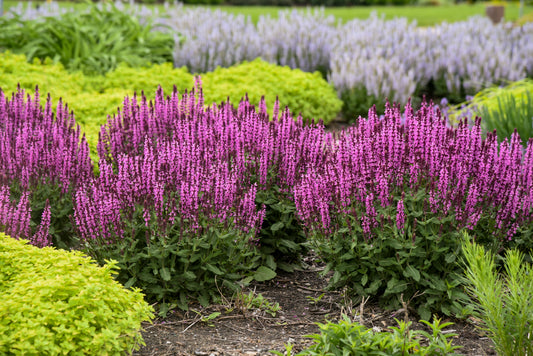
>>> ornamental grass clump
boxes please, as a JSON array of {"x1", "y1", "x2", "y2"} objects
[
  {"x1": 0, "y1": 86, "x2": 93, "y2": 248},
  {"x1": 462, "y1": 236, "x2": 533, "y2": 356},
  {"x1": 293, "y1": 101, "x2": 533, "y2": 320},
  {"x1": 84, "y1": 81, "x2": 330, "y2": 312},
  {"x1": 449, "y1": 79, "x2": 533, "y2": 145}
]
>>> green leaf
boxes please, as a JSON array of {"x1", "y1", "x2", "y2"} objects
[
  {"x1": 445, "y1": 253, "x2": 456, "y2": 264},
  {"x1": 361, "y1": 274, "x2": 368, "y2": 287},
  {"x1": 183, "y1": 271, "x2": 196, "y2": 281},
  {"x1": 270, "y1": 222, "x2": 284, "y2": 232},
  {"x1": 385, "y1": 278, "x2": 407, "y2": 295},
  {"x1": 124, "y1": 277, "x2": 137, "y2": 289},
  {"x1": 264, "y1": 255, "x2": 277, "y2": 271},
  {"x1": 160, "y1": 267, "x2": 171, "y2": 282},
  {"x1": 205, "y1": 264, "x2": 223, "y2": 275},
  {"x1": 253, "y1": 266, "x2": 277, "y2": 282},
  {"x1": 403, "y1": 265, "x2": 420, "y2": 282}
]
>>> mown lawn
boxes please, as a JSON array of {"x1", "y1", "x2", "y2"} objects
[{"x1": 2, "y1": 1, "x2": 532, "y2": 26}]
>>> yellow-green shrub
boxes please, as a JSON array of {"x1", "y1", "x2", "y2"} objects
[
  {"x1": 0, "y1": 52, "x2": 195, "y2": 160},
  {"x1": 0, "y1": 233, "x2": 154, "y2": 355},
  {"x1": 100, "y1": 62, "x2": 194, "y2": 95},
  {"x1": 202, "y1": 58, "x2": 342, "y2": 125}
]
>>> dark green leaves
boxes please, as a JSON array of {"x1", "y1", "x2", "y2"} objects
[
  {"x1": 311, "y1": 191, "x2": 469, "y2": 319},
  {"x1": 83, "y1": 215, "x2": 263, "y2": 316},
  {"x1": 253, "y1": 266, "x2": 277, "y2": 282}
]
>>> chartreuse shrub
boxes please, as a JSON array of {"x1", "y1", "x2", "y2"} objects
[
  {"x1": 462, "y1": 235, "x2": 533, "y2": 356},
  {"x1": 273, "y1": 315, "x2": 461, "y2": 356},
  {"x1": 0, "y1": 86, "x2": 93, "y2": 249},
  {"x1": 0, "y1": 52, "x2": 194, "y2": 159},
  {"x1": 0, "y1": 2, "x2": 174, "y2": 76},
  {"x1": 0, "y1": 233, "x2": 153, "y2": 355},
  {"x1": 201, "y1": 59, "x2": 342, "y2": 125},
  {"x1": 294, "y1": 102, "x2": 533, "y2": 320},
  {"x1": 449, "y1": 79, "x2": 533, "y2": 145}
]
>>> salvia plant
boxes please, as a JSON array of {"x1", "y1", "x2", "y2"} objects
[
  {"x1": 0, "y1": 86, "x2": 93, "y2": 248},
  {"x1": 293, "y1": 101, "x2": 533, "y2": 319},
  {"x1": 81, "y1": 80, "x2": 331, "y2": 312}
]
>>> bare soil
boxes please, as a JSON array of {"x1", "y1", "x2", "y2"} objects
[{"x1": 132, "y1": 258, "x2": 496, "y2": 356}]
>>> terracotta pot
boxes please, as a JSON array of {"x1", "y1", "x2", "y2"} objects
[{"x1": 486, "y1": 5, "x2": 505, "y2": 24}]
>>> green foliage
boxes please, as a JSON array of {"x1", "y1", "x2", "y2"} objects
[
  {"x1": 100, "y1": 62, "x2": 194, "y2": 96},
  {"x1": 0, "y1": 232, "x2": 153, "y2": 355},
  {"x1": 255, "y1": 187, "x2": 307, "y2": 273},
  {"x1": 309, "y1": 191, "x2": 471, "y2": 321},
  {"x1": 0, "y1": 2, "x2": 174, "y2": 76},
  {"x1": 340, "y1": 86, "x2": 386, "y2": 123},
  {"x1": 272, "y1": 315, "x2": 461, "y2": 356},
  {"x1": 450, "y1": 79, "x2": 533, "y2": 144},
  {"x1": 461, "y1": 235, "x2": 533, "y2": 356},
  {"x1": 233, "y1": 290, "x2": 281, "y2": 317},
  {"x1": 82, "y1": 211, "x2": 262, "y2": 317},
  {"x1": 201, "y1": 58, "x2": 342, "y2": 125}
]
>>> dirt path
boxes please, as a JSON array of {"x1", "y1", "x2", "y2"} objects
[{"x1": 133, "y1": 263, "x2": 496, "y2": 356}]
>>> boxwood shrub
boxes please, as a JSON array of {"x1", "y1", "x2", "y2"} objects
[
  {"x1": 0, "y1": 232, "x2": 153, "y2": 355},
  {"x1": 202, "y1": 58, "x2": 342, "y2": 125}
]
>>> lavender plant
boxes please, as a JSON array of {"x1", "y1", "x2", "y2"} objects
[
  {"x1": 293, "y1": 101, "x2": 533, "y2": 319},
  {"x1": 0, "y1": 86, "x2": 93, "y2": 249}
]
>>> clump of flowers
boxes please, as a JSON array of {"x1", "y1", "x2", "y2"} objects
[
  {"x1": 295, "y1": 101, "x2": 533, "y2": 240},
  {"x1": 0, "y1": 86, "x2": 93, "y2": 248},
  {"x1": 81, "y1": 80, "x2": 331, "y2": 311},
  {"x1": 293, "y1": 100, "x2": 533, "y2": 319}
]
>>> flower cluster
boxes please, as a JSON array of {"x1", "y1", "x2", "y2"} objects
[
  {"x1": 330, "y1": 14, "x2": 533, "y2": 103},
  {"x1": 293, "y1": 101, "x2": 533, "y2": 240},
  {"x1": 0, "y1": 86, "x2": 92, "y2": 247},
  {"x1": 0, "y1": 86, "x2": 93, "y2": 192},
  {"x1": 80, "y1": 80, "x2": 330, "y2": 245}
]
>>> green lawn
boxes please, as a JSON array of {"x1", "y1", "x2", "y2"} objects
[
  {"x1": 2, "y1": 1, "x2": 532, "y2": 26},
  {"x1": 194, "y1": 3, "x2": 533, "y2": 25}
]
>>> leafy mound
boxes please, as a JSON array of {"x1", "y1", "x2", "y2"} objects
[
  {"x1": 202, "y1": 58, "x2": 342, "y2": 125},
  {"x1": 0, "y1": 233, "x2": 153, "y2": 355}
]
